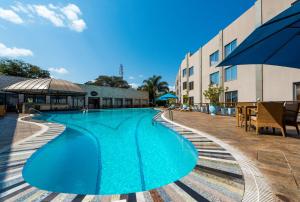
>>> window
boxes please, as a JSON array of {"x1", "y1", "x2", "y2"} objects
[
  {"x1": 189, "y1": 81, "x2": 194, "y2": 90},
  {"x1": 182, "y1": 68, "x2": 187, "y2": 77},
  {"x1": 210, "y1": 51, "x2": 219, "y2": 66},
  {"x1": 72, "y1": 96, "x2": 85, "y2": 108},
  {"x1": 189, "y1": 97, "x2": 194, "y2": 105},
  {"x1": 294, "y1": 83, "x2": 300, "y2": 101},
  {"x1": 25, "y1": 95, "x2": 46, "y2": 104},
  {"x1": 189, "y1": 66, "x2": 194, "y2": 76},
  {"x1": 183, "y1": 82, "x2": 187, "y2": 90},
  {"x1": 225, "y1": 66, "x2": 237, "y2": 81},
  {"x1": 125, "y1": 99, "x2": 133, "y2": 106},
  {"x1": 114, "y1": 98, "x2": 123, "y2": 107},
  {"x1": 51, "y1": 96, "x2": 67, "y2": 104},
  {"x1": 225, "y1": 91, "x2": 238, "y2": 103},
  {"x1": 103, "y1": 97, "x2": 112, "y2": 107},
  {"x1": 210, "y1": 72, "x2": 219, "y2": 85},
  {"x1": 225, "y1": 39, "x2": 237, "y2": 58}
]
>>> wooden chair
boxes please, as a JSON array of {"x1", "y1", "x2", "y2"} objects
[
  {"x1": 284, "y1": 102, "x2": 300, "y2": 135},
  {"x1": 236, "y1": 102, "x2": 255, "y2": 128},
  {"x1": 250, "y1": 102, "x2": 286, "y2": 137}
]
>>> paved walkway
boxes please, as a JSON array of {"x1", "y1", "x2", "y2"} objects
[
  {"x1": 0, "y1": 114, "x2": 41, "y2": 151},
  {"x1": 165, "y1": 111, "x2": 300, "y2": 202},
  {"x1": 0, "y1": 113, "x2": 249, "y2": 202}
]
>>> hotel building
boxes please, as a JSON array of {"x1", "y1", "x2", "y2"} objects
[{"x1": 175, "y1": 0, "x2": 300, "y2": 105}]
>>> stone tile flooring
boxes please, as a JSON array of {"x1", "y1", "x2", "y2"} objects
[
  {"x1": 165, "y1": 111, "x2": 300, "y2": 202},
  {"x1": 0, "y1": 114, "x2": 41, "y2": 151}
]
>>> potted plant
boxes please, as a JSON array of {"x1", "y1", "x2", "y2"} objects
[
  {"x1": 182, "y1": 94, "x2": 190, "y2": 111},
  {"x1": 203, "y1": 85, "x2": 228, "y2": 115}
]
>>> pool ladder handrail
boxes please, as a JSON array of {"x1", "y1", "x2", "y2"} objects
[
  {"x1": 152, "y1": 111, "x2": 163, "y2": 125},
  {"x1": 29, "y1": 108, "x2": 43, "y2": 115}
]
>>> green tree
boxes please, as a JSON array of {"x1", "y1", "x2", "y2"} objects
[
  {"x1": 0, "y1": 59, "x2": 50, "y2": 78},
  {"x1": 85, "y1": 75, "x2": 130, "y2": 88},
  {"x1": 138, "y1": 75, "x2": 169, "y2": 105},
  {"x1": 203, "y1": 85, "x2": 228, "y2": 106}
]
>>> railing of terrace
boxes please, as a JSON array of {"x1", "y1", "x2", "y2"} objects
[
  {"x1": 190, "y1": 101, "x2": 300, "y2": 118},
  {"x1": 191, "y1": 102, "x2": 256, "y2": 116}
]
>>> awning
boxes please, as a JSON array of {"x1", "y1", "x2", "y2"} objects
[
  {"x1": 4, "y1": 78, "x2": 86, "y2": 95},
  {"x1": 218, "y1": 2, "x2": 300, "y2": 68}
]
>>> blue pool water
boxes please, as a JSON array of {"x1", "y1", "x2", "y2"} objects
[{"x1": 23, "y1": 109, "x2": 198, "y2": 195}]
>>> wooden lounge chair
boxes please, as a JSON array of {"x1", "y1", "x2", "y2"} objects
[
  {"x1": 284, "y1": 102, "x2": 300, "y2": 135},
  {"x1": 250, "y1": 102, "x2": 286, "y2": 137}
]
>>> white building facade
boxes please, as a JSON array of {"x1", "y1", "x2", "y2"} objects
[{"x1": 175, "y1": 0, "x2": 300, "y2": 104}]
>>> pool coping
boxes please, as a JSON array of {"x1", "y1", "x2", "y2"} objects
[
  {"x1": 0, "y1": 111, "x2": 274, "y2": 201},
  {"x1": 161, "y1": 111, "x2": 275, "y2": 202}
]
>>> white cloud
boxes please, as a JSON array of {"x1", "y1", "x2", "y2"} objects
[
  {"x1": 48, "y1": 67, "x2": 69, "y2": 74},
  {"x1": 33, "y1": 5, "x2": 64, "y2": 27},
  {"x1": 0, "y1": 8, "x2": 23, "y2": 24},
  {"x1": 138, "y1": 74, "x2": 144, "y2": 78},
  {"x1": 3, "y1": 2, "x2": 87, "y2": 32},
  {"x1": 61, "y1": 4, "x2": 86, "y2": 32},
  {"x1": 169, "y1": 85, "x2": 175, "y2": 92},
  {"x1": 130, "y1": 83, "x2": 139, "y2": 89},
  {"x1": 0, "y1": 42, "x2": 33, "y2": 57},
  {"x1": 129, "y1": 76, "x2": 135, "y2": 80}
]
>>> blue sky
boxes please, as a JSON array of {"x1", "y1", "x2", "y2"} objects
[{"x1": 0, "y1": 0, "x2": 254, "y2": 89}]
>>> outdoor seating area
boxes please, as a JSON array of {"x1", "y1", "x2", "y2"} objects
[{"x1": 236, "y1": 101, "x2": 300, "y2": 137}]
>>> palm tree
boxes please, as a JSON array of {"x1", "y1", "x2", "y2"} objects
[{"x1": 138, "y1": 75, "x2": 169, "y2": 105}]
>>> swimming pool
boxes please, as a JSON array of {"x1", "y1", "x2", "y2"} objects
[{"x1": 23, "y1": 109, "x2": 198, "y2": 195}]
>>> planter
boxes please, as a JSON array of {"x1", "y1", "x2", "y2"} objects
[
  {"x1": 209, "y1": 104, "x2": 219, "y2": 116},
  {"x1": 227, "y1": 108, "x2": 236, "y2": 116}
]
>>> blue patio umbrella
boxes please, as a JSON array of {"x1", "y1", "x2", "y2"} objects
[
  {"x1": 156, "y1": 93, "x2": 178, "y2": 101},
  {"x1": 218, "y1": 2, "x2": 300, "y2": 68}
]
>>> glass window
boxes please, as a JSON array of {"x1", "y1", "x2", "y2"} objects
[
  {"x1": 225, "y1": 91, "x2": 238, "y2": 103},
  {"x1": 210, "y1": 50, "x2": 219, "y2": 66},
  {"x1": 189, "y1": 67, "x2": 194, "y2": 76},
  {"x1": 294, "y1": 83, "x2": 300, "y2": 101},
  {"x1": 103, "y1": 97, "x2": 112, "y2": 107},
  {"x1": 114, "y1": 98, "x2": 123, "y2": 107},
  {"x1": 225, "y1": 66, "x2": 237, "y2": 81},
  {"x1": 125, "y1": 99, "x2": 133, "y2": 106},
  {"x1": 73, "y1": 96, "x2": 85, "y2": 108},
  {"x1": 183, "y1": 82, "x2": 187, "y2": 90},
  {"x1": 182, "y1": 69, "x2": 187, "y2": 77},
  {"x1": 189, "y1": 81, "x2": 194, "y2": 90},
  {"x1": 189, "y1": 97, "x2": 194, "y2": 105},
  {"x1": 25, "y1": 95, "x2": 46, "y2": 104},
  {"x1": 210, "y1": 72, "x2": 219, "y2": 85},
  {"x1": 51, "y1": 96, "x2": 67, "y2": 104},
  {"x1": 225, "y1": 39, "x2": 237, "y2": 58}
]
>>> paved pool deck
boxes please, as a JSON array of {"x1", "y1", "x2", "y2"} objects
[
  {"x1": 0, "y1": 111, "x2": 286, "y2": 201},
  {"x1": 165, "y1": 111, "x2": 300, "y2": 202}
]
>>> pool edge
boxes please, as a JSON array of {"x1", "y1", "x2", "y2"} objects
[{"x1": 161, "y1": 111, "x2": 275, "y2": 202}]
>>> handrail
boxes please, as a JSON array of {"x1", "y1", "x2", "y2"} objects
[
  {"x1": 29, "y1": 108, "x2": 43, "y2": 114},
  {"x1": 152, "y1": 111, "x2": 163, "y2": 125}
]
